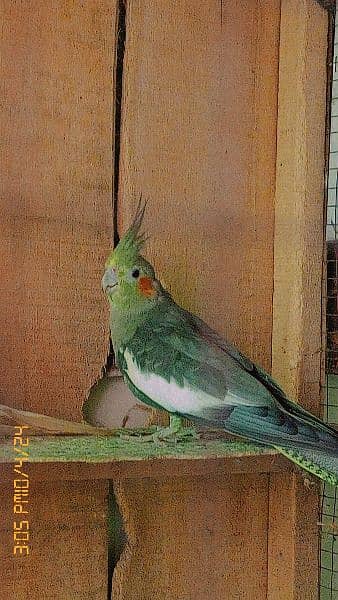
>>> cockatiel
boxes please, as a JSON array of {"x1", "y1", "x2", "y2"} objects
[{"x1": 102, "y1": 205, "x2": 338, "y2": 486}]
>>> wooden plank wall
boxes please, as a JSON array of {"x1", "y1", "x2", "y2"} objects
[
  {"x1": 0, "y1": 0, "x2": 330, "y2": 598},
  {"x1": 0, "y1": 2, "x2": 116, "y2": 597},
  {"x1": 113, "y1": 1, "x2": 281, "y2": 598},
  {"x1": 270, "y1": 1, "x2": 329, "y2": 598}
]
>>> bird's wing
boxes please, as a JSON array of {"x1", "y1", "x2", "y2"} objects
[
  {"x1": 187, "y1": 310, "x2": 338, "y2": 438},
  {"x1": 118, "y1": 302, "x2": 274, "y2": 410},
  {"x1": 118, "y1": 302, "x2": 337, "y2": 451}
]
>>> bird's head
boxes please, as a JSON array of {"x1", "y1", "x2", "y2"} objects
[{"x1": 102, "y1": 203, "x2": 161, "y2": 312}]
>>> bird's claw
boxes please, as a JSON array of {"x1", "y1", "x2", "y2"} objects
[
  {"x1": 117, "y1": 426, "x2": 157, "y2": 443},
  {"x1": 117, "y1": 426, "x2": 198, "y2": 445},
  {"x1": 151, "y1": 426, "x2": 199, "y2": 445}
]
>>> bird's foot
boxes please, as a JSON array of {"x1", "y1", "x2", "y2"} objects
[
  {"x1": 150, "y1": 415, "x2": 198, "y2": 445},
  {"x1": 152, "y1": 425, "x2": 198, "y2": 445},
  {"x1": 117, "y1": 416, "x2": 198, "y2": 445},
  {"x1": 117, "y1": 426, "x2": 158, "y2": 443}
]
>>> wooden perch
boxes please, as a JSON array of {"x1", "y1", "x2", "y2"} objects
[
  {"x1": 1, "y1": 429, "x2": 293, "y2": 486},
  {"x1": 0, "y1": 403, "x2": 295, "y2": 485}
]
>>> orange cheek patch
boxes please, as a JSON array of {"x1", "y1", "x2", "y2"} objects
[{"x1": 138, "y1": 276, "x2": 156, "y2": 298}]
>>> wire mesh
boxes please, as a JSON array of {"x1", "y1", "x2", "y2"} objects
[{"x1": 320, "y1": 13, "x2": 338, "y2": 599}]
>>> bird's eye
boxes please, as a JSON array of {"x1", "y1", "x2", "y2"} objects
[{"x1": 132, "y1": 268, "x2": 140, "y2": 279}]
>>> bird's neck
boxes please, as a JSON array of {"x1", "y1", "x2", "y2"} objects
[
  {"x1": 109, "y1": 302, "x2": 153, "y2": 353},
  {"x1": 109, "y1": 287, "x2": 172, "y2": 353}
]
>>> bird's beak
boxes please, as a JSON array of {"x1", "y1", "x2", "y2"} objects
[{"x1": 102, "y1": 268, "x2": 118, "y2": 294}]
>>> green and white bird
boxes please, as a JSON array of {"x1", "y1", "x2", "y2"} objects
[{"x1": 102, "y1": 205, "x2": 338, "y2": 486}]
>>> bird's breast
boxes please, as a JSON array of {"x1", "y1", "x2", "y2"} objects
[{"x1": 123, "y1": 349, "x2": 226, "y2": 416}]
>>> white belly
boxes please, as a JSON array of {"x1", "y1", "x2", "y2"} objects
[{"x1": 123, "y1": 349, "x2": 225, "y2": 415}]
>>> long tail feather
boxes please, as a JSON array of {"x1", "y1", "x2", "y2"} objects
[{"x1": 275, "y1": 445, "x2": 338, "y2": 486}]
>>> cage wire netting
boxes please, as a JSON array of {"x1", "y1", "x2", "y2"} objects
[{"x1": 320, "y1": 13, "x2": 338, "y2": 599}]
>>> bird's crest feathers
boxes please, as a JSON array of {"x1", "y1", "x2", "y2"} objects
[{"x1": 106, "y1": 198, "x2": 147, "y2": 269}]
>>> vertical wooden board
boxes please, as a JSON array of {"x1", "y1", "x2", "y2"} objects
[
  {"x1": 114, "y1": 1, "x2": 280, "y2": 598},
  {"x1": 119, "y1": 0, "x2": 280, "y2": 367},
  {"x1": 270, "y1": 1, "x2": 329, "y2": 598},
  {"x1": 268, "y1": 474, "x2": 320, "y2": 600},
  {"x1": 0, "y1": 0, "x2": 114, "y2": 420},
  {"x1": 272, "y1": 0, "x2": 328, "y2": 413},
  {"x1": 113, "y1": 474, "x2": 270, "y2": 600},
  {"x1": 0, "y1": 3, "x2": 117, "y2": 597},
  {"x1": 0, "y1": 478, "x2": 109, "y2": 599}
]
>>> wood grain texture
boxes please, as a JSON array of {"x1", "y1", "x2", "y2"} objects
[
  {"x1": 0, "y1": 479, "x2": 109, "y2": 599},
  {"x1": 0, "y1": 2, "x2": 116, "y2": 597},
  {"x1": 0, "y1": 0, "x2": 114, "y2": 420},
  {"x1": 272, "y1": 0, "x2": 328, "y2": 415},
  {"x1": 0, "y1": 434, "x2": 292, "y2": 478},
  {"x1": 119, "y1": 0, "x2": 279, "y2": 367},
  {"x1": 269, "y1": 1, "x2": 329, "y2": 598},
  {"x1": 113, "y1": 0, "x2": 280, "y2": 598},
  {"x1": 114, "y1": 475, "x2": 270, "y2": 600},
  {"x1": 268, "y1": 473, "x2": 320, "y2": 600},
  {"x1": 1, "y1": 452, "x2": 292, "y2": 484}
]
